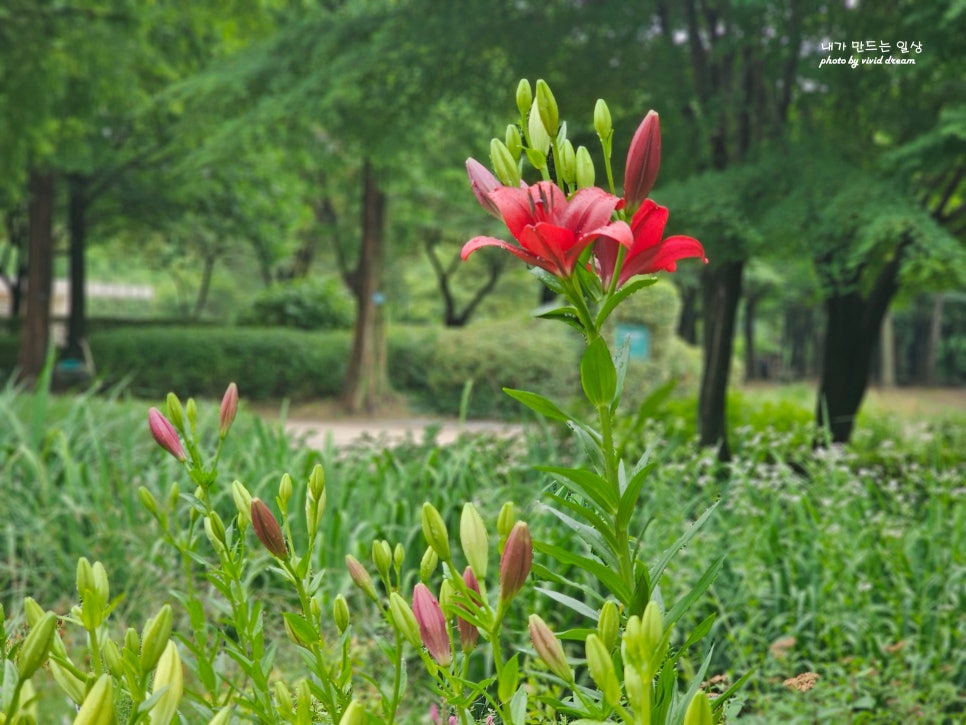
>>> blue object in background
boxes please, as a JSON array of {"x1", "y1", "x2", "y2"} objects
[{"x1": 616, "y1": 323, "x2": 650, "y2": 361}]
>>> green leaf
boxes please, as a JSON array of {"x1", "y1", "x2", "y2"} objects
[
  {"x1": 594, "y1": 277, "x2": 657, "y2": 328},
  {"x1": 534, "y1": 541, "x2": 631, "y2": 604},
  {"x1": 580, "y1": 336, "x2": 617, "y2": 407},
  {"x1": 682, "y1": 613, "x2": 716, "y2": 650},
  {"x1": 611, "y1": 334, "x2": 631, "y2": 411},
  {"x1": 545, "y1": 493, "x2": 621, "y2": 557},
  {"x1": 503, "y1": 388, "x2": 572, "y2": 423},
  {"x1": 540, "y1": 501, "x2": 621, "y2": 569},
  {"x1": 649, "y1": 502, "x2": 719, "y2": 587},
  {"x1": 538, "y1": 464, "x2": 618, "y2": 514},
  {"x1": 535, "y1": 587, "x2": 601, "y2": 620},
  {"x1": 498, "y1": 654, "x2": 519, "y2": 703},
  {"x1": 509, "y1": 686, "x2": 528, "y2": 725},
  {"x1": 617, "y1": 459, "x2": 655, "y2": 530},
  {"x1": 665, "y1": 555, "x2": 725, "y2": 627}
]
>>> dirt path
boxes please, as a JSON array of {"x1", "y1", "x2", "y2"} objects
[{"x1": 284, "y1": 417, "x2": 522, "y2": 449}]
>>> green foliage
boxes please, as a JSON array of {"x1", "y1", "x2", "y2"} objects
[{"x1": 236, "y1": 277, "x2": 355, "y2": 330}]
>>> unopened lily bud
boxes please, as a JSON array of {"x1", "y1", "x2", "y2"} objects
[
  {"x1": 149, "y1": 407, "x2": 186, "y2": 461},
  {"x1": 150, "y1": 640, "x2": 184, "y2": 725},
  {"x1": 232, "y1": 480, "x2": 253, "y2": 529},
  {"x1": 529, "y1": 614, "x2": 573, "y2": 683},
  {"x1": 421, "y1": 502, "x2": 451, "y2": 562},
  {"x1": 50, "y1": 659, "x2": 87, "y2": 704},
  {"x1": 641, "y1": 599, "x2": 666, "y2": 661},
  {"x1": 585, "y1": 633, "x2": 621, "y2": 707},
  {"x1": 496, "y1": 502, "x2": 515, "y2": 551},
  {"x1": 139, "y1": 486, "x2": 159, "y2": 517},
  {"x1": 333, "y1": 594, "x2": 350, "y2": 633},
  {"x1": 185, "y1": 398, "x2": 197, "y2": 430},
  {"x1": 625, "y1": 667, "x2": 649, "y2": 716},
  {"x1": 624, "y1": 110, "x2": 661, "y2": 209},
  {"x1": 499, "y1": 522, "x2": 532, "y2": 603},
  {"x1": 439, "y1": 579, "x2": 455, "y2": 611},
  {"x1": 684, "y1": 691, "x2": 713, "y2": 725},
  {"x1": 76, "y1": 557, "x2": 96, "y2": 600},
  {"x1": 73, "y1": 673, "x2": 114, "y2": 725},
  {"x1": 124, "y1": 627, "x2": 141, "y2": 655},
  {"x1": 535, "y1": 79, "x2": 559, "y2": 137},
  {"x1": 373, "y1": 539, "x2": 393, "y2": 582},
  {"x1": 206, "y1": 512, "x2": 227, "y2": 547},
  {"x1": 274, "y1": 681, "x2": 295, "y2": 720},
  {"x1": 598, "y1": 600, "x2": 620, "y2": 652},
  {"x1": 165, "y1": 393, "x2": 185, "y2": 433},
  {"x1": 412, "y1": 583, "x2": 452, "y2": 666},
  {"x1": 309, "y1": 464, "x2": 326, "y2": 502},
  {"x1": 457, "y1": 567, "x2": 481, "y2": 653},
  {"x1": 505, "y1": 124, "x2": 523, "y2": 160},
  {"x1": 594, "y1": 99, "x2": 613, "y2": 142},
  {"x1": 23, "y1": 597, "x2": 44, "y2": 626},
  {"x1": 420, "y1": 546, "x2": 439, "y2": 582},
  {"x1": 101, "y1": 638, "x2": 123, "y2": 677},
  {"x1": 251, "y1": 498, "x2": 287, "y2": 559},
  {"x1": 528, "y1": 99, "x2": 551, "y2": 154},
  {"x1": 305, "y1": 494, "x2": 323, "y2": 539},
  {"x1": 140, "y1": 604, "x2": 173, "y2": 673},
  {"x1": 576, "y1": 145, "x2": 596, "y2": 189},
  {"x1": 167, "y1": 481, "x2": 180, "y2": 510},
  {"x1": 515, "y1": 79, "x2": 533, "y2": 118},
  {"x1": 393, "y1": 542, "x2": 405, "y2": 570},
  {"x1": 345, "y1": 555, "x2": 378, "y2": 601},
  {"x1": 339, "y1": 700, "x2": 366, "y2": 725},
  {"x1": 218, "y1": 382, "x2": 238, "y2": 438},
  {"x1": 490, "y1": 138, "x2": 521, "y2": 187},
  {"x1": 460, "y1": 502, "x2": 489, "y2": 579},
  {"x1": 208, "y1": 706, "x2": 233, "y2": 725},
  {"x1": 559, "y1": 139, "x2": 577, "y2": 186},
  {"x1": 17, "y1": 611, "x2": 57, "y2": 679},
  {"x1": 466, "y1": 157, "x2": 503, "y2": 218},
  {"x1": 92, "y1": 561, "x2": 109, "y2": 605},
  {"x1": 296, "y1": 681, "x2": 312, "y2": 722},
  {"x1": 388, "y1": 592, "x2": 421, "y2": 649},
  {"x1": 277, "y1": 473, "x2": 293, "y2": 509}
]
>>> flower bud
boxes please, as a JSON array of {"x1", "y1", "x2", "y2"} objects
[
  {"x1": 76, "y1": 557, "x2": 96, "y2": 600},
  {"x1": 683, "y1": 691, "x2": 713, "y2": 725},
  {"x1": 421, "y1": 502, "x2": 451, "y2": 563},
  {"x1": 206, "y1": 512, "x2": 227, "y2": 548},
  {"x1": 23, "y1": 597, "x2": 43, "y2": 626},
  {"x1": 598, "y1": 600, "x2": 620, "y2": 652},
  {"x1": 50, "y1": 658, "x2": 87, "y2": 704},
  {"x1": 490, "y1": 138, "x2": 521, "y2": 188},
  {"x1": 558, "y1": 139, "x2": 577, "y2": 186},
  {"x1": 585, "y1": 633, "x2": 621, "y2": 707},
  {"x1": 594, "y1": 99, "x2": 613, "y2": 141},
  {"x1": 439, "y1": 579, "x2": 455, "y2": 611},
  {"x1": 73, "y1": 673, "x2": 114, "y2": 725},
  {"x1": 641, "y1": 599, "x2": 666, "y2": 660},
  {"x1": 274, "y1": 681, "x2": 295, "y2": 720},
  {"x1": 208, "y1": 706, "x2": 233, "y2": 725},
  {"x1": 309, "y1": 463, "x2": 326, "y2": 502},
  {"x1": 527, "y1": 99, "x2": 551, "y2": 155},
  {"x1": 333, "y1": 594, "x2": 350, "y2": 633},
  {"x1": 339, "y1": 700, "x2": 366, "y2": 725},
  {"x1": 460, "y1": 502, "x2": 489, "y2": 579},
  {"x1": 505, "y1": 124, "x2": 522, "y2": 160},
  {"x1": 277, "y1": 473, "x2": 293, "y2": 509},
  {"x1": 297, "y1": 681, "x2": 312, "y2": 722},
  {"x1": 218, "y1": 382, "x2": 238, "y2": 438},
  {"x1": 151, "y1": 640, "x2": 184, "y2": 725},
  {"x1": 624, "y1": 110, "x2": 661, "y2": 209},
  {"x1": 251, "y1": 498, "x2": 287, "y2": 559},
  {"x1": 515, "y1": 79, "x2": 532, "y2": 118},
  {"x1": 625, "y1": 667, "x2": 649, "y2": 716},
  {"x1": 535, "y1": 79, "x2": 559, "y2": 137},
  {"x1": 420, "y1": 546, "x2": 439, "y2": 582},
  {"x1": 412, "y1": 583, "x2": 452, "y2": 666},
  {"x1": 499, "y1": 522, "x2": 532, "y2": 603},
  {"x1": 17, "y1": 611, "x2": 57, "y2": 680},
  {"x1": 125, "y1": 626, "x2": 141, "y2": 655},
  {"x1": 529, "y1": 614, "x2": 573, "y2": 682},
  {"x1": 140, "y1": 604, "x2": 173, "y2": 673},
  {"x1": 232, "y1": 480, "x2": 253, "y2": 530},
  {"x1": 373, "y1": 539, "x2": 393, "y2": 582},
  {"x1": 167, "y1": 481, "x2": 180, "y2": 510},
  {"x1": 149, "y1": 407, "x2": 186, "y2": 461},
  {"x1": 456, "y1": 567, "x2": 481, "y2": 653},
  {"x1": 165, "y1": 393, "x2": 185, "y2": 432},
  {"x1": 496, "y1": 502, "x2": 515, "y2": 550},
  {"x1": 101, "y1": 638, "x2": 123, "y2": 677},
  {"x1": 185, "y1": 398, "x2": 197, "y2": 430},
  {"x1": 345, "y1": 555, "x2": 378, "y2": 601},
  {"x1": 393, "y1": 542, "x2": 404, "y2": 570},
  {"x1": 139, "y1": 486, "x2": 159, "y2": 518},
  {"x1": 388, "y1": 592, "x2": 422, "y2": 649},
  {"x1": 576, "y1": 145, "x2": 595, "y2": 189}
]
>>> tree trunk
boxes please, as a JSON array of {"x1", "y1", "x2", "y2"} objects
[
  {"x1": 17, "y1": 170, "x2": 56, "y2": 385},
  {"x1": 879, "y1": 310, "x2": 896, "y2": 387},
  {"x1": 743, "y1": 293, "x2": 757, "y2": 382},
  {"x1": 677, "y1": 284, "x2": 699, "y2": 345},
  {"x1": 341, "y1": 160, "x2": 388, "y2": 413},
  {"x1": 698, "y1": 260, "x2": 744, "y2": 461},
  {"x1": 924, "y1": 292, "x2": 945, "y2": 385},
  {"x1": 192, "y1": 253, "x2": 217, "y2": 320},
  {"x1": 66, "y1": 175, "x2": 87, "y2": 358}
]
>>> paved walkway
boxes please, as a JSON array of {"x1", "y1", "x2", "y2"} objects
[{"x1": 285, "y1": 418, "x2": 521, "y2": 449}]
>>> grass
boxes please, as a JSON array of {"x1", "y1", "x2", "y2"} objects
[{"x1": 1, "y1": 380, "x2": 963, "y2": 722}]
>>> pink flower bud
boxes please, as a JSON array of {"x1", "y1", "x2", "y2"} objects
[
  {"x1": 499, "y1": 522, "x2": 532, "y2": 603},
  {"x1": 345, "y1": 555, "x2": 378, "y2": 601},
  {"x1": 412, "y1": 583, "x2": 451, "y2": 666},
  {"x1": 251, "y1": 498, "x2": 287, "y2": 559},
  {"x1": 466, "y1": 158, "x2": 503, "y2": 218},
  {"x1": 456, "y1": 567, "x2": 481, "y2": 653},
  {"x1": 148, "y1": 408, "x2": 186, "y2": 461},
  {"x1": 624, "y1": 110, "x2": 661, "y2": 210},
  {"x1": 218, "y1": 382, "x2": 238, "y2": 438},
  {"x1": 528, "y1": 614, "x2": 573, "y2": 682}
]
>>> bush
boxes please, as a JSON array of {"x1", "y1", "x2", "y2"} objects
[{"x1": 237, "y1": 277, "x2": 355, "y2": 330}]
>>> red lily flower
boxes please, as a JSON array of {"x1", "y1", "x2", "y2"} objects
[
  {"x1": 462, "y1": 179, "x2": 632, "y2": 279},
  {"x1": 596, "y1": 200, "x2": 706, "y2": 289}
]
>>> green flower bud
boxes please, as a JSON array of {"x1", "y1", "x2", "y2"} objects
[
  {"x1": 421, "y1": 502, "x2": 451, "y2": 562},
  {"x1": 297, "y1": 680, "x2": 312, "y2": 722},
  {"x1": 232, "y1": 480, "x2": 253, "y2": 530},
  {"x1": 185, "y1": 398, "x2": 197, "y2": 431},
  {"x1": 339, "y1": 700, "x2": 366, "y2": 725},
  {"x1": 505, "y1": 124, "x2": 523, "y2": 160},
  {"x1": 167, "y1": 481, "x2": 180, "y2": 511},
  {"x1": 309, "y1": 464, "x2": 326, "y2": 502},
  {"x1": 641, "y1": 600, "x2": 666, "y2": 660},
  {"x1": 305, "y1": 492, "x2": 324, "y2": 539},
  {"x1": 101, "y1": 638, "x2": 123, "y2": 677},
  {"x1": 333, "y1": 594, "x2": 350, "y2": 633},
  {"x1": 419, "y1": 546, "x2": 439, "y2": 582},
  {"x1": 594, "y1": 99, "x2": 613, "y2": 141},
  {"x1": 585, "y1": 633, "x2": 621, "y2": 707},
  {"x1": 17, "y1": 611, "x2": 58, "y2": 679},
  {"x1": 345, "y1": 555, "x2": 378, "y2": 601},
  {"x1": 23, "y1": 597, "x2": 44, "y2": 626},
  {"x1": 206, "y1": 512, "x2": 227, "y2": 548},
  {"x1": 528, "y1": 99, "x2": 551, "y2": 155},
  {"x1": 50, "y1": 658, "x2": 87, "y2": 705},
  {"x1": 388, "y1": 592, "x2": 422, "y2": 649},
  {"x1": 576, "y1": 145, "x2": 596, "y2": 188},
  {"x1": 150, "y1": 640, "x2": 184, "y2": 725},
  {"x1": 598, "y1": 600, "x2": 620, "y2": 652},
  {"x1": 139, "y1": 486, "x2": 159, "y2": 518},
  {"x1": 515, "y1": 79, "x2": 533, "y2": 118},
  {"x1": 274, "y1": 681, "x2": 295, "y2": 721},
  {"x1": 393, "y1": 542, "x2": 405, "y2": 570},
  {"x1": 529, "y1": 614, "x2": 573, "y2": 683},
  {"x1": 490, "y1": 138, "x2": 521, "y2": 187},
  {"x1": 460, "y1": 502, "x2": 489, "y2": 579},
  {"x1": 208, "y1": 706, "x2": 233, "y2": 725},
  {"x1": 625, "y1": 667, "x2": 650, "y2": 716},
  {"x1": 140, "y1": 604, "x2": 173, "y2": 673},
  {"x1": 373, "y1": 539, "x2": 393, "y2": 582},
  {"x1": 76, "y1": 557, "x2": 96, "y2": 600},
  {"x1": 535, "y1": 79, "x2": 559, "y2": 137},
  {"x1": 439, "y1": 579, "x2": 456, "y2": 611},
  {"x1": 559, "y1": 139, "x2": 577, "y2": 186},
  {"x1": 165, "y1": 393, "x2": 185, "y2": 433},
  {"x1": 278, "y1": 473, "x2": 293, "y2": 509},
  {"x1": 124, "y1": 626, "x2": 140, "y2": 655},
  {"x1": 497, "y1": 502, "x2": 515, "y2": 552},
  {"x1": 73, "y1": 673, "x2": 114, "y2": 725},
  {"x1": 684, "y1": 691, "x2": 713, "y2": 725}
]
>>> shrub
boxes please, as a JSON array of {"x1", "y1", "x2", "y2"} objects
[{"x1": 236, "y1": 277, "x2": 355, "y2": 330}]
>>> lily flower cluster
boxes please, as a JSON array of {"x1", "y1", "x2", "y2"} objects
[{"x1": 462, "y1": 79, "x2": 705, "y2": 295}]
